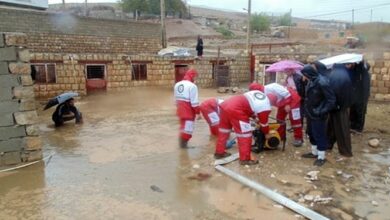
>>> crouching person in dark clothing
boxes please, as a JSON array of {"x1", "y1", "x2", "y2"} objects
[
  {"x1": 301, "y1": 62, "x2": 336, "y2": 167},
  {"x1": 52, "y1": 98, "x2": 83, "y2": 127}
]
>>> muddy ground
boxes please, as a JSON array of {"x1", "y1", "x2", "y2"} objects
[{"x1": 0, "y1": 87, "x2": 390, "y2": 220}]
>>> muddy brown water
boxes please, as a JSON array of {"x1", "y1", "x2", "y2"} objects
[{"x1": 1, "y1": 87, "x2": 390, "y2": 220}]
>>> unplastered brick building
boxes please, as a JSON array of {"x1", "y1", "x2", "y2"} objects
[{"x1": 0, "y1": 7, "x2": 251, "y2": 98}]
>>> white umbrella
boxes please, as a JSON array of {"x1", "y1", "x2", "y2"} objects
[{"x1": 319, "y1": 53, "x2": 363, "y2": 69}]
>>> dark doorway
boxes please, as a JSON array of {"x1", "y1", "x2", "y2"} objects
[{"x1": 85, "y1": 65, "x2": 106, "y2": 92}]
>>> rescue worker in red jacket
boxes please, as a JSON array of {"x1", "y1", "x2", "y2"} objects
[
  {"x1": 250, "y1": 83, "x2": 303, "y2": 147},
  {"x1": 199, "y1": 98, "x2": 224, "y2": 136},
  {"x1": 174, "y1": 69, "x2": 200, "y2": 148},
  {"x1": 264, "y1": 83, "x2": 303, "y2": 147},
  {"x1": 214, "y1": 88, "x2": 271, "y2": 165}
]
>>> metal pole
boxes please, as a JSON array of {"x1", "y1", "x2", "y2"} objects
[
  {"x1": 84, "y1": 0, "x2": 87, "y2": 16},
  {"x1": 215, "y1": 165, "x2": 331, "y2": 220},
  {"x1": 246, "y1": 0, "x2": 251, "y2": 54},
  {"x1": 352, "y1": 9, "x2": 354, "y2": 29},
  {"x1": 161, "y1": 0, "x2": 167, "y2": 48},
  {"x1": 288, "y1": 8, "x2": 292, "y2": 39},
  {"x1": 370, "y1": 9, "x2": 373, "y2": 22},
  {"x1": 62, "y1": 0, "x2": 65, "y2": 9}
]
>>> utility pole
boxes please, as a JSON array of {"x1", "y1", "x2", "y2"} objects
[
  {"x1": 246, "y1": 0, "x2": 251, "y2": 54},
  {"x1": 288, "y1": 8, "x2": 292, "y2": 39},
  {"x1": 370, "y1": 9, "x2": 373, "y2": 23},
  {"x1": 161, "y1": 0, "x2": 167, "y2": 48},
  {"x1": 62, "y1": 0, "x2": 65, "y2": 9},
  {"x1": 352, "y1": 9, "x2": 354, "y2": 29},
  {"x1": 84, "y1": 0, "x2": 88, "y2": 16}
]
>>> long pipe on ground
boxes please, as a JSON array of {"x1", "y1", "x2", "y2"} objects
[
  {"x1": 215, "y1": 165, "x2": 330, "y2": 220},
  {"x1": 0, "y1": 153, "x2": 55, "y2": 173}
]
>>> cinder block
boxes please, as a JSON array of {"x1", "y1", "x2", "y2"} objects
[
  {"x1": 22, "y1": 150, "x2": 42, "y2": 162},
  {"x1": 0, "y1": 126, "x2": 26, "y2": 140},
  {"x1": 13, "y1": 111, "x2": 38, "y2": 125},
  {"x1": 23, "y1": 136, "x2": 42, "y2": 150},
  {"x1": 19, "y1": 99, "x2": 36, "y2": 111},
  {"x1": 0, "y1": 34, "x2": 4, "y2": 47},
  {"x1": 13, "y1": 86, "x2": 35, "y2": 99},
  {"x1": 0, "y1": 61, "x2": 8, "y2": 75},
  {"x1": 0, "y1": 47, "x2": 17, "y2": 61},
  {"x1": 26, "y1": 125, "x2": 40, "y2": 136},
  {"x1": 8, "y1": 62, "x2": 31, "y2": 75},
  {"x1": 0, "y1": 138, "x2": 23, "y2": 152},
  {"x1": 4, "y1": 33, "x2": 27, "y2": 47},
  {"x1": 0, "y1": 151, "x2": 21, "y2": 165},
  {"x1": 0, "y1": 74, "x2": 19, "y2": 88}
]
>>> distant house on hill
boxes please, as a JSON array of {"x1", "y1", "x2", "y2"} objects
[{"x1": 0, "y1": 0, "x2": 47, "y2": 9}]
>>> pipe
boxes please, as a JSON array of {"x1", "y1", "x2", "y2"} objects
[
  {"x1": 0, "y1": 153, "x2": 55, "y2": 173},
  {"x1": 215, "y1": 165, "x2": 330, "y2": 220}
]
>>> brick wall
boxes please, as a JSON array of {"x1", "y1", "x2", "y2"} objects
[
  {"x1": 31, "y1": 53, "x2": 250, "y2": 97},
  {"x1": 367, "y1": 52, "x2": 390, "y2": 101},
  {"x1": 0, "y1": 33, "x2": 42, "y2": 166},
  {"x1": 0, "y1": 8, "x2": 161, "y2": 54},
  {"x1": 254, "y1": 53, "x2": 319, "y2": 84}
]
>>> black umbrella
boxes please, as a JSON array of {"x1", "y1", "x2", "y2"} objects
[{"x1": 44, "y1": 92, "x2": 79, "y2": 110}]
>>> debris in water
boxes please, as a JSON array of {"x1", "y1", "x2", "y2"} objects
[
  {"x1": 150, "y1": 185, "x2": 163, "y2": 193},
  {"x1": 273, "y1": 204, "x2": 284, "y2": 209},
  {"x1": 294, "y1": 214, "x2": 303, "y2": 218},
  {"x1": 304, "y1": 195, "x2": 314, "y2": 201},
  {"x1": 371, "y1": 200, "x2": 379, "y2": 206},
  {"x1": 192, "y1": 164, "x2": 200, "y2": 169},
  {"x1": 336, "y1": 170, "x2": 343, "y2": 175},
  {"x1": 305, "y1": 171, "x2": 319, "y2": 181},
  {"x1": 368, "y1": 138, "x2": 380, "y2": 148},
  {"x1": 271, "y1": 173, "x2": 276, "y2": 178},
  {"x1": 188, "y1": 172, "x2": 212, "y2": 181},
  {"x1": 314, "y1": 196, "x2": 333, "y2": 204},
  {"x1": 281, "y1": 179, "x2": 288, "y2": 184},
  {"x1": 298, "y1": 197, "x2": 305, "y2": 203},
  {"x1": 342, "y1": 173, "x2": 353, "y2": 180}
]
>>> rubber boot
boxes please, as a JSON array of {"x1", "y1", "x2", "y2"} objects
[{"x1": 179, "y1": 138, "x2": 188, "y2": 149}]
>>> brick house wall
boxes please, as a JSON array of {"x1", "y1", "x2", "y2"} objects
[
  {"x1": 0, "y1": 33, "x2": 42, "y2": 166},
  {"x1": 31, "y1": 53, "x2": 250, "y2": 98},
  {"x1": 0, "y1": 7, "x2": 162, "y2": 54}
]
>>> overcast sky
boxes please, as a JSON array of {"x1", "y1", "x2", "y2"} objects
[{"x1": 48, "y1": 0, "x2": 390, "y2": 23}]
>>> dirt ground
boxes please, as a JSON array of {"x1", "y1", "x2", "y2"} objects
[{"x1": 0, "y1": 87, "x2": 390, "y2": 220}]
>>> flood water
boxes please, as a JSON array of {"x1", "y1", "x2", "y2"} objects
[{"x1": 1, "y1": 87, "x2": 390, "y2": 220}]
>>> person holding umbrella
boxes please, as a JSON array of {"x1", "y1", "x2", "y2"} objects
[
  {"x1": 44, "y1": 92, "x2": 83, "y2": 127},
  {"x1": 52, "y1": 98, "x2": 83, "y2": 127}
]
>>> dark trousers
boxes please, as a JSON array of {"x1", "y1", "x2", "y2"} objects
[
  {"x1": 327, "y1": 108, "x2": 352, "y2": 157},
  {"x1": 307, "y1": 118, "x2": 328, "y2": 151},
  {"x1": 350, "y1": 102, "x2": 367, "y2": 132}
]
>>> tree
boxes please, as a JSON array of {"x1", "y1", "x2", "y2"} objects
[
  {"x1": 279, "y1": 12, "x2": 291, "y2": 26},
  {"x1": 120, "y1": 0, "x2": 148, "y2": 18},
  {"x1": 120, "y1": 0, "x2": 187, "y2": 18},
  {"x1": 250, "y1": 13, "x2": 270, "y2": 33}
]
